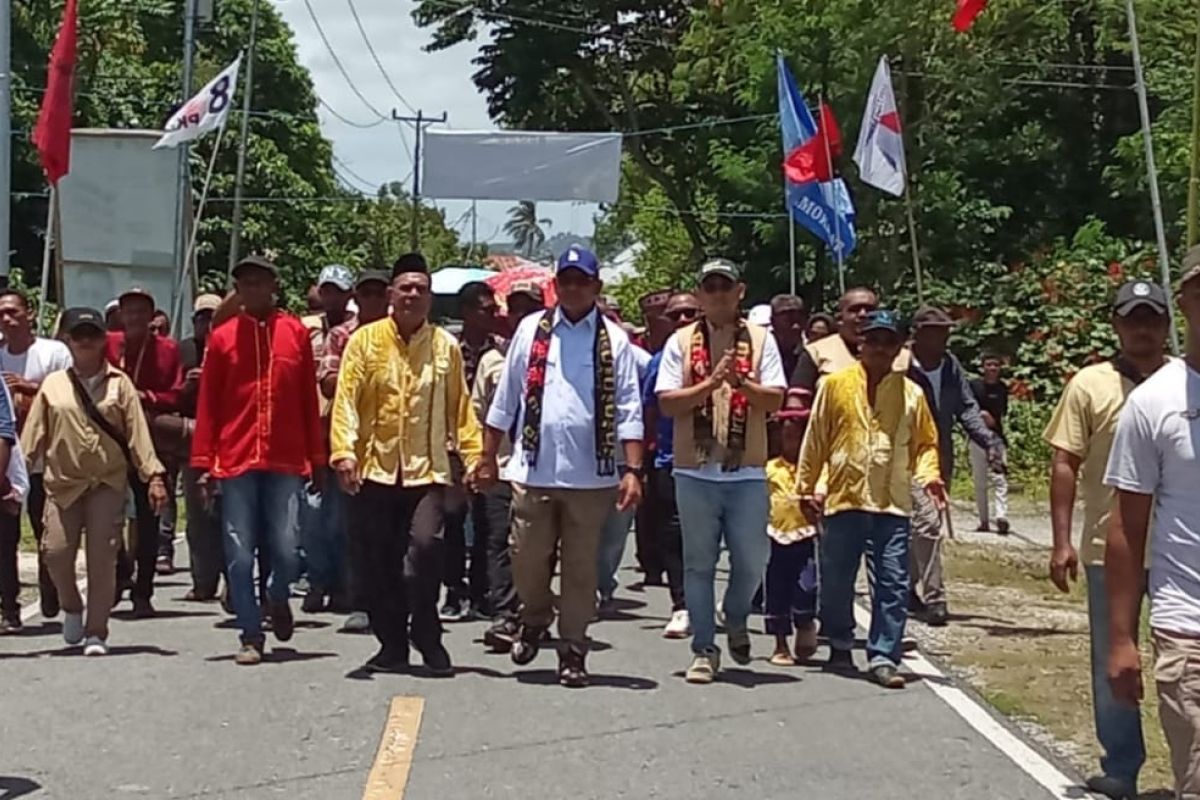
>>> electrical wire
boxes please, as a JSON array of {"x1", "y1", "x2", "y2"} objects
[
  {"x1": 301, "y1": 0, "x2": 390, "y2": 120},
  {"x1": 347, "y1": 0, "x2": 419, "y2": 115},
  {"x1": 317, "y1": 97, "x2": 388, "y2": 129},
  {"x1": 421, "y1": 0, "x2": 671, "y2": 48},
  {"x1": 331, "y1": 154, "x2": 377, "y2": 191}
]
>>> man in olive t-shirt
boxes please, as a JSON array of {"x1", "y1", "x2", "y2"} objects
[{"x1": 1043, "y1": 279, "x2": 1171, "y2": 800}]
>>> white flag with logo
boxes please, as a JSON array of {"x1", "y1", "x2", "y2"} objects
[
  {"x1": 853, "y1": 56, "x2": 907, "y2": 197},
  {"x1": 153, "y1": 55, "x2": 242, "y2": 149}
]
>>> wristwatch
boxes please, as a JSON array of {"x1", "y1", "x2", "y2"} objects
[{"x1": 624, "y1": 465, "x2": 646, "y2": 480}]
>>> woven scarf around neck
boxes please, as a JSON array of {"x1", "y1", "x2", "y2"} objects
[
  {"x1": 521, "y1": 307, "x2": 616, "y2": 476},
  {"x1": 689, "y1": 320, "x2": 753, "y2": 471}
]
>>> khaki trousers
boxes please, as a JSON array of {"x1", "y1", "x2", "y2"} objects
[
  {"x1": 42, "y1": 485, "x2": 125, "y2": 640},
  {"x1": 909, "y1": 480, "x2": 945, "y2": 605},
  {"x1": 510, "y1": 483, "x2": 617, "y2": 647},
  {"x1": 1154, "y1": 629, "x2": 1200, "y2": 798}
]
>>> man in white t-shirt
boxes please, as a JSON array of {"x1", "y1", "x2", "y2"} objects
[
  {"x1": 0, "y1": 288, "x2": 71, "y2": 626},
  {"x1": 1105, "y1": 252, "x2": 1200, "y2": 799},
  {"x1": 656, "y1": 259, "x2": 786, "y2": 684}
]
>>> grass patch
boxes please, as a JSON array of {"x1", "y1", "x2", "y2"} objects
[{"x1": 932, "y1": 540, "x2": 1173, "y2": 793}]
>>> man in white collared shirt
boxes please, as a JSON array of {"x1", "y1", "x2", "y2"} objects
[{"x1": 478, "y1": 246, "x2": 644, "y2": 688}]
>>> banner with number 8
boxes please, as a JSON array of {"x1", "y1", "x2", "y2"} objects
[{"x1": 154, "y1": 54, "x2": 242, "y2": 150}]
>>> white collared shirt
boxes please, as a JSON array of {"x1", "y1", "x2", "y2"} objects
[{"x1": 487, "y1": 307, "x2": 644, "y2": 489}]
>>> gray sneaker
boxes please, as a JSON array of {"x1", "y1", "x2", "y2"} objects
[
  {"x1": 727, "y1": 628, "x2": 752, "y2": 665},
  {"x1": 62, "y1": 612, "x2": 84, "y2": 646},
  {"x1": 341, "y1": 611, "x2": 370, "y2": 633},
  {"x1": 686, "y1": 647, "x2": 721, "y2": 684}
]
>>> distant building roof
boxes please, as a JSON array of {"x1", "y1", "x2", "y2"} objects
[{"x1": 485, "y1": 254, "x2": 545, "y2": 272}]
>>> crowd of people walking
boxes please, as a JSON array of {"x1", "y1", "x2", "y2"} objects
[{"x1": 0, "y1": 242, "x2": 1198, "y2": 798}]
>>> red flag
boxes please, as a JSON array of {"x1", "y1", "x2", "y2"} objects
[
  {"x1": 953, "y1": 0, "x2": 988, "y2": 32},
  {"x1": 783, "y1": 102, "x2": 843, "y2": 184},
  {"x1": 33, "y1": 0, "x2": 79, "y2": 185}
]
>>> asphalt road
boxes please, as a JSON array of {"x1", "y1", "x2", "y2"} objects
[{"x1": 0, "y1": 543, "x2": 1073, "y2": 800}]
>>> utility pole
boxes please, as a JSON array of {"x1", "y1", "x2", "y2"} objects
[
  {"x1": 470, "y1": 199, "x2": 478, "y2": 259},
  {"x1": 1127, "y1": 0, "x2": 1180, "y2": 353},
  {"x1": 0, "y1": 0, "x2": 12, "y2": 279},
  {"x1": 392, "y1": 109, "x2": 447, "y2": 251},
  {"x1": 227, "y1": 0, "x2": 261, "y2": 278}
]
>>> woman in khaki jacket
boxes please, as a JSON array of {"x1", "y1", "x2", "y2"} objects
[{"x1": 22, "y1": 307, "x2": 167, "y2": 656}]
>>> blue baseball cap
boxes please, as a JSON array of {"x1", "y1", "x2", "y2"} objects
[
  {"x1": 556, "y1": 245, "x2": 601, "y2": 278},
  {"x1": 860, "y1": 309, "x2": 900, "y2": 336}
]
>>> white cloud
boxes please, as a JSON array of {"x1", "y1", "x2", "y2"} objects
[{"x1": 270, "y1": 0, "x2": 596, "y2": 251}]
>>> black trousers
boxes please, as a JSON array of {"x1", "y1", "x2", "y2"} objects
[
  {"x1": 649, "y1": 467, "x2": 685, "y2": 611},
  {"x1": 0, "y1": 508, "x2": 20, "y2": 617},
  {"x1": 183, "y1": 466, "x2": 224, "y2": 598},
  {"x1": 351, "y1": 482, "x2": 445, "y2": 656},
  {"x1": 635, "y1": 484, "x2": 664, "y2": 580},
  {"x1": 28, "y1": 474, "x2": 55, "y2": 610},
  {"x1": 131, "y1": 477, "x2": 158, "y2": 601},
  {"x1": 471, "y1": 481, "x2": 516, "y2": 621}
]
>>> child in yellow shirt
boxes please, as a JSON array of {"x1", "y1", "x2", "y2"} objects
[{"x1": 765, "y1": 388, "x2": 819, "y2": 666}]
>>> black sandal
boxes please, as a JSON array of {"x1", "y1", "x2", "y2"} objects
[{"x1": 510, "y1": 624, "x2": 547, "y2": 666}]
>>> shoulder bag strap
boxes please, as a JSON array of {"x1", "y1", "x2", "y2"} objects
[{"x1": 66, "y1": 369, "x2": 136, "y2": 471}]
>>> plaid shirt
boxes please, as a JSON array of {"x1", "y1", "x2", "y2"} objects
[{"x1": 317, "y1": 317, "x2": 360, "y2": 384}]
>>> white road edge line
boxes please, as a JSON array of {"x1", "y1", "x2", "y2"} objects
[{"x1": 852, "y1": 603, "x2": 1084, "y2": 800}]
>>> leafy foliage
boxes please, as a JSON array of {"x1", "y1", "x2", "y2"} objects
[
  {"x1": 504, "y1": 201, "x2": 552, "y2": 257},
  {"x1": 13, "y1": 0, "x2": 464, "y2": 310}
]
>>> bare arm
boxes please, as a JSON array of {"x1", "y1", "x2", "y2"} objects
[
  {"x1": 1106, "y1": 489, "x2": 1151, "y2": 707},
  {"x1": 1048, "y1": 448, "x2": 1082, "y2": 592}
]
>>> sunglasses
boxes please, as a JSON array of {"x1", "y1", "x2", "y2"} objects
[{"x1": 666, "y1": 308, "x2": 700, "y2": 322}]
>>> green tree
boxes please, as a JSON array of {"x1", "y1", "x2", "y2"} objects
[{"x1": 503, "y1": 201, "x2": 552, "y2": 257}]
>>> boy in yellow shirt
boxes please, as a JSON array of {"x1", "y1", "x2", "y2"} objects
[{"x1": 764, "y1": 388, "x2": 819, "y2": 666}]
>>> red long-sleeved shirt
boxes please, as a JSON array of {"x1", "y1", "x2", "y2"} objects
[
  {"x1": 105, "y1": 332, "x2": 183, "y2": 413},
  {"x1": 190, "y1": 311, "x2": 325, "y2": 479}
]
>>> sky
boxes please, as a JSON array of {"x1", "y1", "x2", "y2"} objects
[{"x1": 270, "y1": 0, "x2": 599, "y2": 251}]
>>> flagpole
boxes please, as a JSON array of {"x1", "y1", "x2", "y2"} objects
[
  {"x1": 819, "y1": 94, "x2": 847, "y2": 295},
  {"x1": 227, "y1": 0, "x2": 260, "y2": 281},
  {"x1": 1126, "y1": 0, "x2": 1179, "y2": 354},
  {"x1": 786, "y1": 182, "x2": 797, "y2": 295},
  {"x1": 37, "y1": 187, "x2": 55, "y2": 335},
  {"x1": 172, "y1": 124, "x2": 228, "y2": 329}
]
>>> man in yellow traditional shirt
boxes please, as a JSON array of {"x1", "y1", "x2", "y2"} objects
[
  {"x1": 330, "y1": 257, "x2": 484, "y2": 677},
  {"x1": 797, "y1": 310, "x2": 944, "y2": 689}
]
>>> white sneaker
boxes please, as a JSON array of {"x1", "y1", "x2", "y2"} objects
[
  {"x1": 83, "y1": 636, "x2": 108, "y2": 657},
  {"x1": 63, "y1": 612, "x2": 84, "y2": 646},
  {"x1": 342, "y1": 611, "x2": 370, "y2": 633},
  {"x1": 663, "y1": 610, "x2": 691, "y2": 639}
]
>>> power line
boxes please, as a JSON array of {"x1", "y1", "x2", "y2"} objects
[
  {"x1": 346, "y1": 0, "x2": 418, "y2": 115},
  {"x1": 331, "y1": 154, "x2": 377, "y2": 191},
  {"x1": 301, "y1": 0, "x2": 389, "y2": 120},
  {"x1": 317, "y1": 97, "x2": 388, "y2": 129},
  {"x1": 422, "y1": 0, "x2": 671, "y2": 48}
]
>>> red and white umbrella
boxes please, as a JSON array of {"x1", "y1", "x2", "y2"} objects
[{"x1": 486, "y1": 266, "x2": 557, "y2": 311}]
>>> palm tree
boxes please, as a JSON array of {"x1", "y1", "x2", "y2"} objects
[{"x1": 504, "y1": 201, "x2": 552, "y2": 257}]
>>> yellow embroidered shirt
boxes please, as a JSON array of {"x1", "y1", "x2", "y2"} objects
[
  {"x1": 766, "y1": 457, "x2": 817, "y2": 544},
  {"x1": 796, "y1": 362, "x2": 940, "y2": 518},
  {"x1": 330, "y1": 319, "x2": 482, "y2": 487}
]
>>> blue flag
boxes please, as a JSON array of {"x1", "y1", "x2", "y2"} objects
[{"x1": 777, "y1": 54, "x2": 857, "y2": 261}]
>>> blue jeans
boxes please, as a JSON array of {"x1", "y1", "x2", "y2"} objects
[
  {"x1": 596, "y1": 505, "x2": 636, "y2": 601},
  {"x1": 299, "y1": 483, "x2": 346, "y2": 595},
  {"x1": 821, "y1": 511, "x2": 910, "y2": 669},
  {"x1": 221, "y1": 471, "x2": 304, "y2": 644},
  {"x1": 674, "y1": 474, "x2": 770, "y2": 654},
  {"x1": 764, "y1": 538, "x2": 818, "y2": 636},
  {"x1": 1085, "y1": 564, "x2": 1145, "y2": 787}
]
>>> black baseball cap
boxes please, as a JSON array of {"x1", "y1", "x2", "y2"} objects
[
  {"x1": 232, "y1": 254, "x2": 280, "y2": 280},
  {"x1": 62, "y1": 307, "x2": 106, "y2": 336},
  {"x1": 912, "y1": 306, "x2": 956, "y2": 328},
  {"x1": 356, "y1": 269, "x2": 390, "y2": 289},
  {"x1": 1114, "y1": 280, "x2": 1168, "y2": 316}
]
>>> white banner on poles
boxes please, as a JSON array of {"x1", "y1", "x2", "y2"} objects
[
  {"x1": 153, "y1": 55, "x2": 242, "y2": 149},
  {"x1": 421, "y1": 130, "x2": 622, "y2": 203}
]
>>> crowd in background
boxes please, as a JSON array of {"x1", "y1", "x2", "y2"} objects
[{"x1": 0, "y1": 243, "x2": 1197, "y2": 799}]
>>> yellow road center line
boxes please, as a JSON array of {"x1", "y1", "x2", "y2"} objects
[{"x1": 362, "y1": 696, "x2": 425, "y2": 800}]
